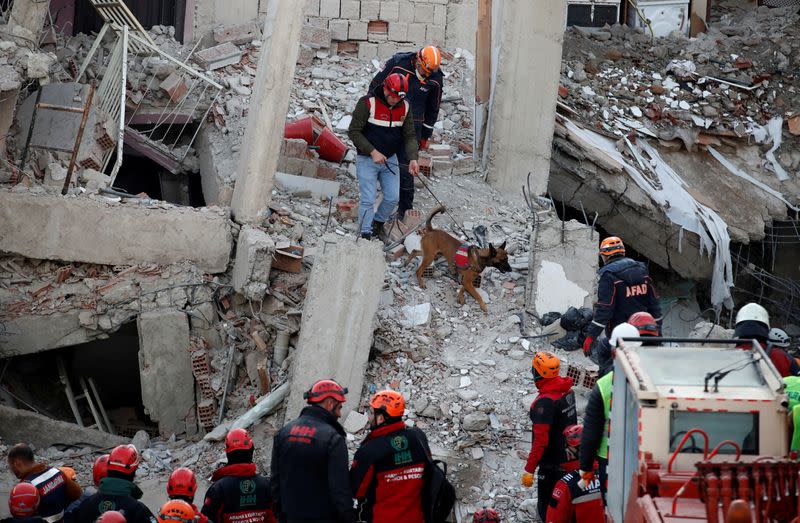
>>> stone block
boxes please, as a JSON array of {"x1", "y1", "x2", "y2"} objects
[
  {"x1": 194, "y1": 42, "x2": 242, "y2": 70},
  {"x1": 413, "y1": 3, "x2": 434, "y2": 22},
  {"x1": 428, "y1": 143, "x2": 452, "y2": 157},
  {"x1": 349, "y1": 20, "x2": 369, "y2": 40},
  {"x1": 329, "y1": 19, "x2": 349, "y2": 40},
  {"x1": 397, "y1": 0, "x2": 414, "y2": 22},
  {"x1": 320, "y1": 0, "x2": 340, "y2": 17},
  {"x1": 213, "y1": 21, "x2": 261, "y2": 45},
  {"x1": 284, "y1": 138, "x2": 310, "y2": 158},
  {"x1": 305, "y1": 16, "x2": 330, "y2": 28},
  {"x1": 160, "y1": 71, "x2": 187, "y2": 102},
  {"x1": 231, "y1": 226, "x2": 275, "y2": 300},
  {"x1": 296, "y1": 44, "x2": 315, "y2": 65},
  {"x1": 388, "y1": 21, "x2": 407, "y2": 41},
  {"x1": 452, "y1": 156, "x2": 474, "y2": 175},
  {"x1": 378, "y1": 41, "x2": 397, "y2": 59},
  {"x1": 301, "y1": 24, "x2": 332, "y2": 49},
  {"x1": 433, "y1": 4, "x2": 446, "y2": 26},
  {"x1": 380, "y1": 1, "x2": 399, "y2": 21},
  {"x1": 360, "y1": 0, "x2": 380, "y2": 20},
  {"x1": 305, "y1": 0, "x2": 321, "y2": 16},
  {"x1": 432, "y1": 158, "x2": 452, "y2": 176},
  {"x1": 426, "y1": 24, "x2": 445, "y2": 46},
  {"x1": 317, "y1": 162, "x2": 337, "y2": 180},
  {"x1": 406, "y1": 22, "x2": 426, "y2": 43},
  {"x1": 340, "y1": 0, "x2": 360, "y2": 19},
  {"x1": 358, "y1": 41, "x2": 378, "y2": 59}
]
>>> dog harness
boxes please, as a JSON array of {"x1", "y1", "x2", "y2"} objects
[{"x1": 454, "y1": 244, "x2": 471, "y2": 270}]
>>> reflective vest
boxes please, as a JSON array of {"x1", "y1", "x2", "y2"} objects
[
  {"x1": 784, "y1": 376, "x2": 800, "y2": 410},
  {"x1": 792, "y1": 405, "x2": 800, "y2": 452},
  {"x1": 597, "y1": 372, "x2": 613, "y2": 460}
]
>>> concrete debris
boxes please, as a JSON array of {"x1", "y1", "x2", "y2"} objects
[
  {"x1": 231, "y1": 226, "x2": 275, "y2": 300},
  {"x1": 343, "y1": 409, "x2": 369, "y2": 434},
  {"x1": 402, "y1": 303, "x2": 431, "y2": 326},
  {"x1": 0, "y1": 405, "x2": 128, "y2": 449},
  {"x1": 194, "y1": 42, "x2": 244, "y2": 71}
]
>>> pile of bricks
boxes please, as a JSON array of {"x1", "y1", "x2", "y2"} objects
[
  {"x1": 278, "y1": 137, "x2": 340, "y2": 181},
  {"x1": 190, "y1": 339, "x2": 217, "y2": 429}
]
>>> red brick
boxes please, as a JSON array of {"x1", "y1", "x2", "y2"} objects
[
  {"x1": 160, "y1": 72, "x2": 187, "y2": 102},
  {"x1": 317, "y1": 163, "x2": 337, "y2": 180},
  {"x1": 336, "y1": 200, "x2": 358, "y2": 221}
]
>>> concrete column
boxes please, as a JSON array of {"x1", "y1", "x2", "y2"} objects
[
  {"x1": 9, "y1": 0, "x2": 50, "y2": 35},
  {"x1": 231, "y1": 0, "x2": 305, "y2": 223},
  {"x1": 485, "y1": 0, "x2": 566, "y2": 197}
]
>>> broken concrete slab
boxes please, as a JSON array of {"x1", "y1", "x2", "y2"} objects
[
  {"x1": 231, "y1": 226, "x2": 275, "y2": 300},
  {"x1": 286, "y1": 235, "x2": 385, "y2": 418},
  {"x1": 0, "y1": 311, "x2": 96, "y2": 357},
  {"x1": 137, "y1": 309, "x2": 195, "y2": 436},
  {"x1": 194, "y1": 42, "x2": 243, "y2": 71},
  {"x1": 0, "y1": 191, "x2": 233, "y2": 273},
  {"x1": 213, "y1": 21, "x2": 261, "y2": 45},
  {"x1": 0, "y1": 405, "x2": 128, "y2": 449},
  {"x1": 274, "y1": 172, "x2": 340, "y2": 198}
]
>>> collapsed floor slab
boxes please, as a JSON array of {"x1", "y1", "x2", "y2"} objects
[{"x1": 0, "y1": 405, "x2": 128, "y2": 449}]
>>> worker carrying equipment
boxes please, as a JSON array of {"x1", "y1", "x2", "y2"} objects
[{"x1": 546, "y1": 425, "x2": 604, "y2": 523}]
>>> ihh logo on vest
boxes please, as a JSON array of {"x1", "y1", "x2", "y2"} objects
[
  {"x1": 99, "y1": 501, "x2": 116, "y2": 513},
  {"x1": 390, "y1": 435, "x2": 412, "y2": 465},
  {"x1": 239, "y1": 479, "x2": 257, "y2": 507}
]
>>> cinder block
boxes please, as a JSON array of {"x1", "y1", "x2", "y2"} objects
[
  {"x1": 358, "y1": 41, "x2": 379, "y2": 59},
  {"x1": 397, "y1": 0, "x2": 414, "y2": 22},
  {"x1": 340, "y1": 0, "x2": 360, "y2": 19},
  {"x1": 320, "y1": 0, "x2": 340, "y2": 18},
  {"x1": 368, "y1": 32, "x2": 389, "y2": 43},
  {"x1": 349, "y1": 20, "x2": 369, "y2": 40},
  {"x1": 301, "y1": 24, "x2": 332, "y2": 48},
  {"x1": 413, "y1": 3, "x2": 434, "y2": 23},
  {"x1": 378, "y1": 41, "x2": 398, "y2": 59},
  {"x1": 426, "y1": 24, "x2": 445, "y2": 46},
  {"x1": 329, "y1": 19, "x2": 349, "y2": 40},
  {"x1": 305, "y1": 16, "x2": 329, "y2": 28},
  {"x1": 433, "y1": 4, "x2": 446, "y2": 26},
  {"x1": 406, "y1": 22, "x2": 426, "y2": 43},
  {"x1": 388, "y1": 21, "x2": 407, "y2": 41},
  {"x1": 380, "y1": 1, "x2": 399, "y2": 21},
  {"x1": 213, "y1": 21, "x2": 261, "y2": 45},
  {"x1": 360, "y1": 0, "x2": 380, "y2": 20},
  {"x1": 296, "y1": 44, "x2": 315, "y2": 65},
  {"x1": 305, "y1": 0, "x2": 321, "y2": 16},
  {"x1": 194, "y1": 42, "x2": 242, "y2": 70}
]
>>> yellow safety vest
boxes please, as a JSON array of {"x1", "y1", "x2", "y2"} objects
[
  {"x1": 792, "y1": 405, "x2": 800, "y2": 452},
  {"x1": 784, "y1": 376, "x2": 800, "y2": 410},
  {"x1": 597, "y1": 372, "x2": 613, "y2": 459}
]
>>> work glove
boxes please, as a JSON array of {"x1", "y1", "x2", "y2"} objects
[
  {"x1": 419, "y1": 138, "x2": 429, "y2": 150},
  {"x1": 577, "y1": 470, "x2": 595, "y2": 490},
  {"x1": 582, "y1": 336, "x2": 595, "y2": 356},
  {"x1": 521, "y1": 472, "x2": 534, "y2": 488}
]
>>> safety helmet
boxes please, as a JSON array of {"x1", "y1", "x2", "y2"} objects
[
  {"x1": 769, "y1": 328, "x2": 791, "y2": 348},
  {"x1": 369, "y1": 390, "x2": 405, "y2": 418},
  {"x1": 97, "y1": 511, "x2": 127, "y2": 523},
  {"x1": 107, "y1": 444, "x2": 139, "y2": 474},
  {"x1": 473, "y1": 508, "x2": 500, "y2": 523},
  {"x1": 58, "y1": 466, "x2": 77, "y2": 482},
  {"x1": 224, "y1": 428, "x2": 254, "y2": 453},
  {"x1": 628, "y1": 312, "x2": 659, "y2": 336},
  {"x1": 157, "y1": 500, "x2": 195, "y2": 523},
  {"x1": 531, "y1": 351, "x2": 560, "y2": 379},
  {"x1": 93, "y1": 454, "x2": 110, "y2": 486},
  {"x1": 735, "y1": 303, "x2": 769, "y2": 328},
  {"x1": 167, "y1": 467, "x2": 197, "y2": 498},
  {"x1": 304, "y1": 379, "x2": 348, "y2": 404},
  {"x1": 8, "y1": 483, "x2": 39, "y2": 517},
  {"x1": 563, "y1": 424, "x2": 583, "y2": 447},
  {"x1": 416, "y1": 46, "x2": 442, "y2": 77},
  {"x1": 383, "y1": 73, "x2": 408, "y2": 98},
  {"x1": 610, "y1": 323, "x2": 642, "y2": 348},
  {"x1": 599, "y1": 236, "x2": 625, "y2": 257}
]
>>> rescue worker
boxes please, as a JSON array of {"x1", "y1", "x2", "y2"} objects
[
  {"x1": 521, "y1": 352, "x2": 577, "y2": 522},
  {"x1": 472, "y1": 508, "x2": 500, "y2": 523},
  {"x1": 769, "y1": 328, "x2": 799, "y2": 376},
  {"x1": 96, "y1": 513, "x2": 126, "y2": 523},
  {"x1": 583, "y1": 236, "x2": 662, "y2": 355},
  {"x1": 368, "y1": 45, "x2": 444, "y2": 221},
  {"x1": 348, "y1": 72, "x2": 420, "y2": 241},
  {"x1": 7, "y1": 444, "x2": 82, "y2": 523},
  {"x1": 201, "y1": 429, "x2": 276, "y2": 523},
  {"x1": 65, "y1": 456, "x2": 108, "y2": 523},
  {"x1": 74, "y1": 444, "x2": 155, "y2": 523},
  {"x1": 157, "y1": 501, "x2": 195, "y2": 523},
  {"x1": 734, "y1": 303, "x2": 798, "y2": 376},
  {"x1": 784, "y1": 375, "x2": 800, "y2": 457},
  {"x1": 546, "y1": 425, "x2": 603, "y2": 523},
  {"x1": 167, "y1": 468, "x2": 207, "y2": 523},
  {"x1": 350, "y1": 390, "x2": 430, "y2": 523},
  {"x1": 3, "y1": 483, "x2": 46, "y2": 523},
  {"x1": 270, "y1": 379, "x2": 354, "y2": 523}
]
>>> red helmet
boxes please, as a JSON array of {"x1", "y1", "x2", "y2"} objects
[
  {"x1": 158, "y1": 500, "x2": 195, "y2": 523},
  {"x1": 628, "y1": 311, "x2": 659, "y2": 336},
  {"x1": 473, "y1": 508, "x2": 500, "y2": 523},
  {"x1": 383, "y1": 73, "x2": 408, "y2": 98},
  {"x1": 107, "y1": 444, "x2": 139, "y2": 474},
  {"x1": 225, "y1": 428, "x2": 254, "y2": 453},
  {"x1": 93, "y1": 454, "x2": 110, "y2": 486},
  {"x1": 564, "y1": 424, "x2": 583, "y2": 447},
  {"x1": 304, "y1": 379, "x2": 348, "y2": 404},
  {"x1": 97, "y1": 511, "x2": 127, "y2": 523},
  {"x1": 8, "y1": 482, "x2": 39, "y2": 517},
  {"x1": 167, "y1": 467, "x2": 197, "y2": 498}
]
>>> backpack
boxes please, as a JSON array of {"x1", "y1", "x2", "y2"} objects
[{"x1": 423, "y1": 457, "x2": 456, "y2": 523}]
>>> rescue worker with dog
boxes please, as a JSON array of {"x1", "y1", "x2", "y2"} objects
[
  {"x1": 521, "y1": 352, "x2": 577, "y2": 522},
  {"x1": 546, "y1": 425, "x2": 603, "y2": 523}
]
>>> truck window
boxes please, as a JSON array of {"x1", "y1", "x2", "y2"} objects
[{"x1": 669, "y1": 411, "x2": 759, "y2": 455}]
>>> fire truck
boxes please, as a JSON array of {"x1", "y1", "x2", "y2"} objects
[{"x1": 606, "y1": 338, "x2": 799, "y2": 522}]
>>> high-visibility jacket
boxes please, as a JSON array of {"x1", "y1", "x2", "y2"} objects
[{"x1": 597, "y1": 372, "x2": 613, "y2": 460}]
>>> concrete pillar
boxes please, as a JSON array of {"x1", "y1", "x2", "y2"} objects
[
  {"x1": 231, "y1": 0, "x2": 305, "y2": 223},
  {"x1": 485, "y1": 0, "x2": 566, "y2": 197},
  {"x1": 231, "y1": 225, "x2": 275, "y2": 300},
  {"x1": 286, "y1": 235, "x2": 385, "y2": 418},
  {"x1": 137, "y1": 310, "x2": 195, "y2": 436}
]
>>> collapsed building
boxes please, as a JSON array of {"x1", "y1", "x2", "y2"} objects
[{"x1": 0, "y1": 0, "x2": 799, "y2": 520}]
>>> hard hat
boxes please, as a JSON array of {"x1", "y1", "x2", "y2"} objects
[
  {"x1": 107, "y1": 444, "x2": 139, "y2": 474},
  {"x1": 735, "y1": 303, "x2": 769, "y2": 328},
  {"x1": 369, "y1": 390, "x2": 405, "y2": 418},
  {"x1": 531, "y1": 351, "x2": 560, "y2": 379},
  {"x1": 416, "y1": 46, "x2": 442, "y2": 76},
  {"x1": 167, "y1": 467, "x2": 197, "y2": 498},
  {"x1": 8, "y1": 483, "x2": 39, "y2": 517},
  {"x1": 224, "y1": 428, "x2": 254, "y2": 453},
  {"x1": 599, "y1": 236, "x2": 625, "y2": 257},
  {"x1": 304, "y1": 379, "x2": 348, "y2": 404},
  {"x1": 97, "y1": 511, "x2": 127, "y2": 523},
  {"x1": 383, "y1": 73, "x2": 408, "y2": 98},
  {"x1": 93, "y1": 454, "x2": 110, "y2": 486},
  {"x1": 473, "y1": 508, "x2": 500, "y2": 523},
  {"x1": 628, "y1": 312, "x2": 659, "y2": 336},
  {"x1": 157, "y1": 500, "x2": 195, "y2": 523},
  {"x1": 610, "y1": 323, "x2": 642, "y2": 348},
  {"x1": 769, "y1": 328, "x2": 790, "y2": 348},
  {"x1": 563, "y1": 424, "x2": 583, "y2": 447},
  {"x1": 58, "y1": 466, "x2": 77, "y2": 482}
]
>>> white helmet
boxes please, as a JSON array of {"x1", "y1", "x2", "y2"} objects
[
  {"x1": 735, "y1": 303, "x2": 769, "y2": 328},
  {"x1": 610, "y1": 323, "x2": 642, "y2": 348},
  {"x1": 768, "y1": 328, "x2": 790, "y2": 348}
]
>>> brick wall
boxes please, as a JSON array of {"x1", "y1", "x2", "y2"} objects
[{"x1": 304, "y1": 0, "x2": 448, "y2": 59}]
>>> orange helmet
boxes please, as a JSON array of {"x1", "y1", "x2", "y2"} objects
[
  {"x1": 59, "y1": 466, "x2": 77, "y2": 482},
  {"x1": 564, "y1": 424, "x2": 583, "y2": 447},
  {"x1": 107, "y1": 444, "x2": 139, "y2": 474},
  {"x1": 97, "y1": 511, "x2": 126, "y2": 523},
  {"x1": 532, "y1": 351, "x2": 560, "y2": 380},
  {"x1": 167, "y1": 467, "x2": 197, "y2": 499},
  {"x1": 304, "y1": 379, "x2": 348, "y2": 404},
  {"x1": 628, "y1": 312, "x2": 659, "y2": 336},
  {"x1": 416, "y1": 46, "x2": 441, "y2": 77},
  {"x1": 8, "y1": 483, "x2": 39, "y2": 517},
  {"x1": 600, "y1": 236, "x2": 625, "y2": 257},
  {"x1": 157, "y1": 500, "x2": 195, "y2": 523},
  {"x1": 225, "y1": 428, "x2": 254, "y2": 453},
  {"x1": 369, "y1": 390, "x2": 405, "y2": 418},
  {"x1": 93, "y1": 454, "x2": 110, "y2": 486},
  {"x1": 473, "y1": 508, "x2": 500, "y2": 523}
]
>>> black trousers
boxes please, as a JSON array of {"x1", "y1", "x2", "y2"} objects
[
  {"x1": 599, "y1": 456, "x2": 608, "y2": 505},
  {"x1": 396, "y1": 146, "x2": 414, "y2": 220},
  {"x1": 537, "y1": 468, "x2": 561, "y2": 521}
]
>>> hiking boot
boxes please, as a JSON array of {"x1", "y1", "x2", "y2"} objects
[
  {"x1": 361, "y1": 232, "x2": 373, "y2": 240},
  {"x1": 372, "y1": 221, "x2": 388, "y2": 243}
]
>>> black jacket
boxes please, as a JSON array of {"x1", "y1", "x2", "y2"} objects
[
  {"x1": 2, "y1": 517, "x2": 48, "y2": 523},
  {"x1": 368, "y1": 52, "x2": 444, "y2": 141},
  {"x1": 587, "y1": 257, "x2": 663, "y2": 337},
  {"x1": 201, "y1": 463, "x2": 276, "y2": 523},
  {"x1": 74, "y1": 478, "x2": 155, "y2": 523},
  {"x1": 579, "y1": 385, "x2": 606, "y2": 472},
  {"x1": 270, "y1": 406, "x2": 354, "y2": 523}
]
